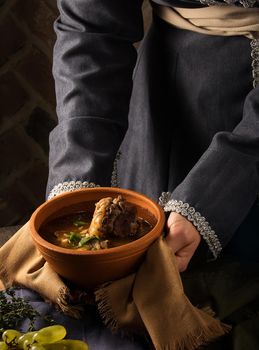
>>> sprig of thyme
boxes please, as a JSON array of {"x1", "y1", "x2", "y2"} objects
[{"x1": 0, "y1": 289, "x2": 54, "y2": 336}]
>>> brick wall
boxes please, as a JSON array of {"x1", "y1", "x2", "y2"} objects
[{"x1": 0, "y1": 0, "x2": 152, "y2": 227}]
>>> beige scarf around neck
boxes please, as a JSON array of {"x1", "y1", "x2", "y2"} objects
[{"x1": 152, "y1": 3, "x2": 259, "y2": 39}]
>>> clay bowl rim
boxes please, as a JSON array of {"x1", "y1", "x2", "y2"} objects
[{"x1": 29, "y1": 187, "x2": 166, "y2": 257}]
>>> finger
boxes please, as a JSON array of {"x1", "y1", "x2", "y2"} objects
[
  {"x1": 165, "y1": 225, "x2": 190, "y2": 253},
  {"x1": 167, "y1": 212, "x2": 187, "y2": 228},
  {"x1": 166, "y1": 218, "x2": 185, "y2": 230}
]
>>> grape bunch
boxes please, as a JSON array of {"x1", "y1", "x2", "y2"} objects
[{"x1": 0, "y1": 325, "x2": 89, "y2": 350}]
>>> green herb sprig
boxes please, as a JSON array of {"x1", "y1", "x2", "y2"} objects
[{"x1": 0, "y1": 289, "x2": 54, "y2": 337}]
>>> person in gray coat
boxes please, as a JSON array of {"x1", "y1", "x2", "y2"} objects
[{"x1": 47, "y1": 0, "x2": 259, "y2": 271}]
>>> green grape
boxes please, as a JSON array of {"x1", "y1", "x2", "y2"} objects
[
  {"x1": 40, "y1": 339, "x2": 89, "y2": 350},
  {"x1": 30, "y1": 345, "x2": 46, "y2": 350},
  {"x1": 23, "y1": 339, "x2": 33, "y2": 350},
  {"x1": 17, "y1": 331, "x2": 37, "y2": 349},
  {"x1": 2, "y1": 329, "x2": 21, "y2": 346},
  {"x1": 32, "y1": 325, "x2": 66, "y2": 344},
  {"x1": 0, "y1": 341, "x2": 8, "y2": 350}
]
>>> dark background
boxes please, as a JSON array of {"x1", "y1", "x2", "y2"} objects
[{"x1": 0, "y1": 0, "x2": 152, "y2": 227}]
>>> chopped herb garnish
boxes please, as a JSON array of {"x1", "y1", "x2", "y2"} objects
[
  {"x1": 78, "y1": 235, "x2": 100, "y2": 247},
  {"x1": 73, "y1": 220, "x2": 87, "y2": 227},
  {"x1": 68, "y1": 232, "x2": 81, "y2": 245}
]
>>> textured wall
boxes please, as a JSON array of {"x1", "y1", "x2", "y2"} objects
[
  {"x1": 0, "y1": 0, "x2": 152, "y2": 227},
  {"x1": 0, "y1": 0, "x2": 58, "y2": 226}
]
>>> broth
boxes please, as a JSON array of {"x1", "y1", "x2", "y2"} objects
[{"x1": 40, "y1": 211, "x2": 153, "y2": 251}]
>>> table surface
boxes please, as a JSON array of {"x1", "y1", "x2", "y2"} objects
[
  {"x1": 0, "y1": 225, "x2": 21, "y2": 246},
  {"x1": 2, "y1": 288, "x2": 149, "y2": 350}
]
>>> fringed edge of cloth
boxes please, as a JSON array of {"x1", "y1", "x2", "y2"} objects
[
  {"x1": 94, "y1": 283, "x2": 119, "y2": 333},
  {"x1": 56, "y1": 286, "x2": 84, "y2": 319},
  {"x1": 95, "y1": 283, "x2": 231, "y2": 350},
  {"x1": 94, "y1": 284, "x2": 148, "y2": 344},
  {"x1": 153, "y1": 320, "x2": 231, "y2": 350}
]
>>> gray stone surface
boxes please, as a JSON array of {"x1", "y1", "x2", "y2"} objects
[{"x1": 0, "y1": 225, "x2": 21, "y2": 246}]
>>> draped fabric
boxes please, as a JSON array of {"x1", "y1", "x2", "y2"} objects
[{"x1": 152, "y1": 3, "x2": 259, "y2": 38}]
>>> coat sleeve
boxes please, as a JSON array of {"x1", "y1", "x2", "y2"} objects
[
  {"x1": 161, "y1": 85, "x2": 259, "y2": 259},
  {"x1": 47, "y1": 0, "x2": 144, "y2": 198}
]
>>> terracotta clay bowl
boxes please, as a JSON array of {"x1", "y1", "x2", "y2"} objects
[{"x1": 29, "y1": 187, "x2": 165, "y2": 289}]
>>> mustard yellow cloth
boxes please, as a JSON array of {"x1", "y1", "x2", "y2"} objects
[
  {"x1": 152, "y1": 3, "x2": 259, "y2": 39},
  {"x1": 0, "y1": 223, "x2": 230, "y2": 350}
]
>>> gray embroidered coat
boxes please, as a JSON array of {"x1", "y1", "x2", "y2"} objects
[{"x1": 47, "y1": 0, "x2": 259, "y2": 258}]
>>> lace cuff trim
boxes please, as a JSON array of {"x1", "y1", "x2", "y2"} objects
[
  {"x1": 48, "y1": 181, "x2": 100, "y2": 200},
  {"x1": 111, "y1": 151, "x2": 121, "y2": 188},
  {"x1": 251, "y1": 39, "x2": 259, "y2": 88},
  {"x1": 199, "y1": 0, "x2": 257, "y2": 8},
  {"x1": 159, "y1": 192, "x2": 222, "y2": 259}
]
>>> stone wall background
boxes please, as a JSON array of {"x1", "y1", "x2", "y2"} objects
[{"x1": 0, "y1": 0, "x2": 152, "y2": 227}]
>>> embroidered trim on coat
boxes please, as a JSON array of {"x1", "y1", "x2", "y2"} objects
[
  {"x1": 111, "y1": 151, "x2": 121, "y2": 188},
  {"x1": 251, "y1": 39, "x2": 259, "y2": 88},
  {"x1": 48, "y1": 181, "x2": 99, "y2": 200},
  {"x1": 199, "y1": 0, "x2": 257, "y2": 7},
  {"x1": 159, "y1": 192, "x2": 222, "y2": 259}
]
